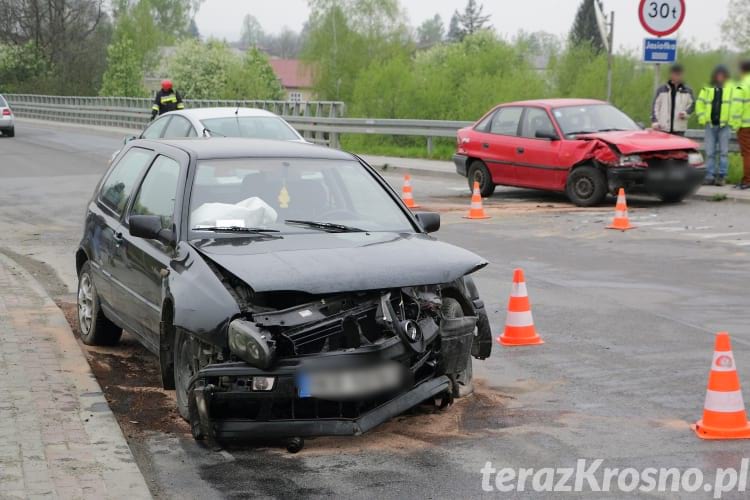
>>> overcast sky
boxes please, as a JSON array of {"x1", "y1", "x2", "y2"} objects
[{"x1": 194, "y1": 0, "x2": 731, "y2": 52}]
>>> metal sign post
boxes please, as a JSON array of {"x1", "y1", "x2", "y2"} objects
[{"x1": 638, "y1": 1, "x2": 686, "y2": 95}]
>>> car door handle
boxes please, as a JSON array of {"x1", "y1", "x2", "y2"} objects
[
  {"x1": 482, "y1": 143, "x2": 490, "y2": 149},
  {"x1": 516, "y1": 147, "x2": 525, "y2": 154}
]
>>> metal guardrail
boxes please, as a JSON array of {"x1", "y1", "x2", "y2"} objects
[
  {"x1": 5, "y1": 94, "x2": 346, "y2": 146},
  {"x1": 4, "y1": 94, "x2": 738, "y2": 154}
]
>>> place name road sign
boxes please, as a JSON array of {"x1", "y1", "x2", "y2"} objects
[{"x1": 643, "y1": 38, "x2": 677, "y2": 64}]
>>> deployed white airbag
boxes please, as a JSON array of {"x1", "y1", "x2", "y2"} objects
[{"x1": 192, "y1": 197, "x2": 278, "y2": 228}]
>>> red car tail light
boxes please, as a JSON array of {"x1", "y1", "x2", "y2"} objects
[{"x1": 2, "y1": 108, "x2": 10, "y2": 116}]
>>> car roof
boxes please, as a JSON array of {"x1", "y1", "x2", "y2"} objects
[
  {"x1": 133, "y1": 137, "x2": 356, "y2": 161},
  {"x1": 167, "y1": 107, "x2": 280, "y2": 120},
  {"x1": 501, "y1": 98, "x2": 607, "y2": 109}
]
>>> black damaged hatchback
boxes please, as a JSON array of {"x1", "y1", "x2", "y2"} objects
[{"x1": 76, "y1": 138, "x2": 492, "y2": 452}]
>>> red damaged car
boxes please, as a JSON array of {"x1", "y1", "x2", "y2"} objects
[{"x1": 454, "y1": 99, "x2": 706, "y2": 206}]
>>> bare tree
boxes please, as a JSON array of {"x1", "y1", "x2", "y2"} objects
[{"x1": 0, "y1": 0, "x2": 108, "y2": 93}]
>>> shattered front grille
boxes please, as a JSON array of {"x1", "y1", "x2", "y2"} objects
[{"x1": 282, "y1": 303, "x2": 380, "y2": 355}]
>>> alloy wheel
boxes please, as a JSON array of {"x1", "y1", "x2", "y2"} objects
[{"x1": 77, "y1": 273, "x2": 93, "y2": 335}]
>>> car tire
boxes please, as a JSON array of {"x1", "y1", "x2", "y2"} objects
[
  {"x1": 174, "y1": 329, "x2": 201, "y2": 421},
  {"x1": 467, "y1": 161, "x2": 495, "y2": 197},
  {"x1": 77, "y1": 262, "x2": 122, "y2": 346},
  {"x1": 6, "y1": 127, "x2": 14, "y2": 138},
  {"x1": 566, "y1": 165, "x2": 607, "y2": 207},
  {"x1": 441, "y1": 297, "x2": 474, "y2": 398}
]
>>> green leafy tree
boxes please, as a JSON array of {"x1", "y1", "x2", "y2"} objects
[
  {"x1": 224, "y1": 47, "x2": 285, "y2": 100},
  {"x1": 302, "y1": 0, "x2": 411, "y2": 101},
  {"x1": 167, "y1": 39, "x2": 235, "y2": 99},
  {"x1": 99, "y1": 37, "x2": 147, "y2": 96},
  {"x1": 100, "y1": 0, "x2": 204, "y2": 96},
  {"x1": 569, "y1": 0, "x2": 604, "y2": 54},
  {"x1": 0, "y1": 42, "x2": 48, "y2": 93},
  {"x1": 352, "y1": 31, "x2": 545, "y2": 121},
  {"x1": 416, "y1": 14, "x2": 444, "y2": 47}
]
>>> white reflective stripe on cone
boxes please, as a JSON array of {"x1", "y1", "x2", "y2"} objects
[
  {"x1": 704, "y1": 389, "x2": 746, "y2": 413},
  {"x1": 614, "y1": 210, "x2": 626, "y2": 218},
  {"x1": 471, "y1": 202, "x2": 482, "y2": 208},
  {"x1": 506, "y1": 310, "x2": 534, "y2": 327},
  {"x1": 510, "y1": 282, "x2": 528, "y2": 297},
  {"x1": 712, "y1": 351, "x2": 737, "y2": 372}
]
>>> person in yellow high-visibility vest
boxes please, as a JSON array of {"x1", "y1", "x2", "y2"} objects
[
  {"x1": 696, "y1": 65, "x2": 733, "y2": 186},
  {"x1": 151, "y1": 79, "x2": 185, "y2": 120},
  {"x1": 730, "y1": 61, "x2": 750, "y2": 189}
]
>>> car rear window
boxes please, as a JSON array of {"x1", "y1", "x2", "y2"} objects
[
  {"x1": 0, "y1": 96, "x2": 7, "y2": 107},
  {"x1": 200, "y1": 117, "x2": 299, "y2": 141}
]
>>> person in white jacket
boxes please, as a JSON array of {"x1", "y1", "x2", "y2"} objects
[{"x1": 651, "y1": 64, "x2": 695, "y2": 136}]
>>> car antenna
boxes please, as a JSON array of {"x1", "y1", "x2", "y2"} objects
[{"x1": 235, "y1": 102, "x2": 239, "y2": 115}]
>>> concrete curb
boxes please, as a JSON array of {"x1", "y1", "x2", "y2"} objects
[
  {"x1": 368, "y1": 162, "x2": 457, "y2": 180},
  {"x1": 0, "y1": 253, "x2": 153, "y2": 499}
]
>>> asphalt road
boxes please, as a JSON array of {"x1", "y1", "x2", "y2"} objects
[{"x1": 3, "y1": 121, "x2": 750, "y2": 499}]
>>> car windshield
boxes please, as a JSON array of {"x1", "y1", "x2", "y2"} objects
[
  {"x1": 552, "y1": 104, "x2": 640, "y2": 137},
  {"x1": 189, "y1": 158, "x2": 414, "y2": 235},
  {"x1": 199, "y1": 116, "x2": 300, "y2": 140}
]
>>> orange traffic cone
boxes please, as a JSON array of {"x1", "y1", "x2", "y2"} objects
[
  {"x1": 463, "y1": 181, "x2": 490, "y2": 219},
  {"x1": 497, "y1": 269, "x2": 544, "y2": 346},
  {"x1": 607, "y1": 188, "x2": 634, "y2": 231},
  {"x1": 692, "y1": 332, "x2": 750, "y2": 440},
  {"x1": 402, "y1": 174, "x2": 420, "y2": 209}
]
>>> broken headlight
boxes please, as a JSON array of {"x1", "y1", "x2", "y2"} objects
[
  {"x1": 688, "y1": 152, "x2": 705, "y2": 167},
  {"x1": 618, "y1": 154, "x2": 646, "y2": 167},
  {"x1": 228, "y1": 319, "x2": 275, "y2": 369}
]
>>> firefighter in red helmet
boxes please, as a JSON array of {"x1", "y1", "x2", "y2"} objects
[{"x1": 151, "y1": 79, "x2": 184, "y2": 119}]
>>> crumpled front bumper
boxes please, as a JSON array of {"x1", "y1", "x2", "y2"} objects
[
  {"x1": 190, "y1": 374, "x2": 452, "y2": 439},
  {"x1": 607, "y1": 164, "x2": 705, "y2": 194},
  {"x1": 186, "y1": 330, "x2": 468, "y2": 441}
]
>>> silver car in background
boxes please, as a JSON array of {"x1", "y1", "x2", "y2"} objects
[
  {"x1": 0, "y1": 95, "x2": 15, "y2": 137},
  {"x1": 135, "y1": 107, "x2": 305, "y2": 141},
  {"x1": 111, "y1": 107, "x2": 307, "y2": 163}
]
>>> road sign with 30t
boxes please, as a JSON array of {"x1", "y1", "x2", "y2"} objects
[{"x1": 639, "y1": 0, "x2": 686, "y2": 37}]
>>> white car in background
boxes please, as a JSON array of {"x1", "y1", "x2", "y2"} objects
[
  {"x1": 135, "y1": 107, "x2": 304, "y2": 141},
  {"x1": 0, "y1": 95, "x2": 15, "y2": 137},
  {"x1": 112, "y1": 107, "x2": 307, "y2": 162}
]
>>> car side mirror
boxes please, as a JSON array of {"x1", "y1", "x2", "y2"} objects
[
  {"x1": 535, "y1": 129, "x2": 559, "y2": 141},
  {"x1": 129, "y1": 215, "x2": 175, "y2": 246},
  {"x1": 123, "y1": 135, "x2": 137, "y2": 145},
  {"x1": 414, "y1": 211, "x2": 441, "y2": 233}
]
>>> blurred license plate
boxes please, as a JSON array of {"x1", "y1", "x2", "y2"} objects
[{"x1": 297, "y1": 363, "x2": 403, "y2": 399}]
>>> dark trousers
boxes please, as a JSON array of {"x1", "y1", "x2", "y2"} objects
[{"x1": 738, "y1": 128, "x2": 750, "y2": 185}]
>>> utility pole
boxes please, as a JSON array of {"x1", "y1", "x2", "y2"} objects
[
  {"x1": 606, "y1": 10, "x2": 615, "y2": 102},
  {"x1": 595, "y1": 1, "x2": 615, "y2": 102}
]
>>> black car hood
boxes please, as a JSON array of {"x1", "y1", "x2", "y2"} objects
[{"x1": 190, "y1": 232, "x2": 487, "y2": 295}]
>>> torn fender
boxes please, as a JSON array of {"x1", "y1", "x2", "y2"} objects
[
  {"x1": 572, "y1": 139, "x2": 619, "y2": 166},
  {"x1": 167, "y1": 242, "x2": 240, "y2": 348}
]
